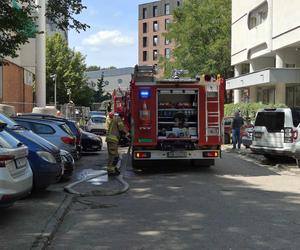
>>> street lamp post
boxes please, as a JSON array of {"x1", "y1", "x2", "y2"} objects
[{"x1": 50, "y1": 74, "x2": 57, "y2": 108}]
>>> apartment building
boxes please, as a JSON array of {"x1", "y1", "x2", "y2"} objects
[
  {"x1": 227, "y1": 0, "x2": 300, "y2": 107},
  {"x1": 138, "y1": 0, "x2": 183, "y2": 71}
]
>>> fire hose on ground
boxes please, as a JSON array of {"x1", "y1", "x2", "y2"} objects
[{"x1": 64, "y1": 145, "x2": 131, "y2": 197}]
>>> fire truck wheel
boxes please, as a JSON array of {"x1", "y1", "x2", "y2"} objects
[
  {"x1": 191, "y1": 159, "x2": 214, "y2": 168},
  {"x1": 131, "y1": 154, "x2": 147, "y2": 171}
]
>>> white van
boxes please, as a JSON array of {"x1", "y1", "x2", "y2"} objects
[{"x1": 251, "y1": 108, "x2": 300, "y2": 165}]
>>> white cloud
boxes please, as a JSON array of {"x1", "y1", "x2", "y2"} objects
[
  {"x1": 74, "y1": 46, "x2": 84, "y2": 52},
  {"x1": 82, "y1": 30, "x2": 135, "y2": 48}
]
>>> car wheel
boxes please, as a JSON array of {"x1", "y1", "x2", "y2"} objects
[{"x1": 263, "y1": 154, "x2": 277, "y2": 160}]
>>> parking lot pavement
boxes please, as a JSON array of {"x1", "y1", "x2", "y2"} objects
[
  {"x1": 0, "y1": 136, "x2": 129, "y2": 250},
  {"x1": 0, "y1": 146, "x2": 110, "y2": 250},
  {"x1": 0, "y1": 187, "x2": 68, "y2": 250},
  {"x1": 222, "y1": 144, "x2": 300, "y2": 175}
]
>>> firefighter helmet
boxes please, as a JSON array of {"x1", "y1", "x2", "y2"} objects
[{"x1": 108, "y1": 112, "x2": 114, "y2": 119}]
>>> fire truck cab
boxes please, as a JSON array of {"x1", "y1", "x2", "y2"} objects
[{"x1": 130, "y1": 65, "x2": 225, "y2": 168}]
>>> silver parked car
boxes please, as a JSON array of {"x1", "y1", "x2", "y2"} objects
[
  {"x1": 86, "y1": 115, "x2": 107, "y2": 135},
  {"x1": 0, "y1": 124, "x2": 33, "y2": 208},
  {"x1": 13, "y1": 117, "x2": 77, "y2": 158},
  {"x1": 251, "y1": 108, "x2": 300, "y2": 165}
]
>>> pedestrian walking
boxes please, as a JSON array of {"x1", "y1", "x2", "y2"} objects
[
  {"x1": 105, "y1": 112, "x2": 128, "y2": 176},
  {"x1": 232, "y1": 111, "x2": 244, "y2": 149}
]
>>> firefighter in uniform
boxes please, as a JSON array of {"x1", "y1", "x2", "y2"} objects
[{"x1": 106, "y1": 112, "x2": 128, "y2": 176}]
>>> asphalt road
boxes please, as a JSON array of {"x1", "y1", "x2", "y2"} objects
[{"x1": 48, "y1": 150, "x2": 300, "y2": 250}]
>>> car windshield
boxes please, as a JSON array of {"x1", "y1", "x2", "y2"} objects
[
  {"x1": 255, "y1": 112, "x2": 284, "y2": 132},
  {"x1": 0, "y1": 130, "x2": 21, "y2": 148},
  {"x1": 0, "y1": 114, "x2": 18, "y2": 128},
  {"x1": 91, "y1": 116, "x2": 106, "y2": 123},
  {"x1": 90, "y1": 111, "x2": 106, "y2": 116}
]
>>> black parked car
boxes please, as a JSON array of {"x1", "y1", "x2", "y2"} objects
[{"x1": 80, "y1": 129, "x2": 102, "y2": 152}]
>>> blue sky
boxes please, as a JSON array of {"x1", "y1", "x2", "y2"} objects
[{"x1": 68, "y1": 0, "x2": 147, "y2": 68}]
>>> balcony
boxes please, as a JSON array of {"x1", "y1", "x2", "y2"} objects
[{"x1": 226, "y1": 68, "x2": 300, "y2": 90}]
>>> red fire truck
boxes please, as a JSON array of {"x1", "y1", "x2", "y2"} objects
[
  {"x1": 130, "y1": 65, "x2": 225, "y2": 168},
  {"x1": 112, "y1": 88, "x2": 130, "y2": 130}
]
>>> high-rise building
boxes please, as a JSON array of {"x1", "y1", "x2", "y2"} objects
[{"x1": 138, "y1": 0, "x2": 183, "y2": 70}]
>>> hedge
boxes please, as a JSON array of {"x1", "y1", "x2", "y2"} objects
[{"x1": 224, "y1": 102, "x2": 287, "y2": 120}]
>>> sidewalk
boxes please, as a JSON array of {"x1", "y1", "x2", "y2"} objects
[{"x1": 222, "y1": 144, "x2": 300, "y2": 174}]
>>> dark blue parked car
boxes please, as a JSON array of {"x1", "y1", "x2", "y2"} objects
[{"x1": 0, "y1": 114, "x2": 62, "y2": 190}]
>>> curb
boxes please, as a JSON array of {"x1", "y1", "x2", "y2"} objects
[{"x1": 30, "y1": 194, "x2": 75, "y2": 250}]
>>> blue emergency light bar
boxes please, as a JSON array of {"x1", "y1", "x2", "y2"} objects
[{"x1": 139, "y1": 89, "x2": 150, "y2": 99}]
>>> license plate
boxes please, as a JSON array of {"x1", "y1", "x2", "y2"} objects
[
  {"x1": 255, "y1": 132, "x2": 262, "y2": 138},
  {"x1": 15, "y1": 158, "x2": 26, "y2": 169},
  {"x1": 167, "y1": 151, "x2": 187, "y2": 158}
]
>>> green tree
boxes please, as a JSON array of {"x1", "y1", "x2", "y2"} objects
[
  {"x1": 163, "y1": 0, "x2": 233, "y2": 79},
  {"x1": 46, "y1": 33, "x2": 94, "y2": 106},
  {"x1": 94, "y1": 73, "x2": 111, "y2": 103},
  {"x1": 0, "y1": 0, "x2": 89, "y2": 58},
  {"x1": 86, "y1": 65, "x2": 101, "y2": 72}
]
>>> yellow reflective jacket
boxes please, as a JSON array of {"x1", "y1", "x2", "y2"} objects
[{"x1": 106, "y1": 115, "x2": 127, "y2": 143}]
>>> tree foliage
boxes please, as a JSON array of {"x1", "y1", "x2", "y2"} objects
[
  {"x1": 224, "y1": 103, "x2": 287, "y2": 120},
  {"x1": 0, "y1": 0, "x2": 89, "y2": 58},
  {"x1": 46, "y1": 33, "x2": 95, "y2": 107},
  {"x1": 86, "y1": 65, "x2": 101, "y2": 72},
  {"x1": 162, "y1": 0, "x2": 233, "y2": 79},
  {"x1": 93, "y1": 73, "x2": 112, "y2": 103},
  {"x1": 86, "y1": 65, "x2": 117, "y2": 72}
]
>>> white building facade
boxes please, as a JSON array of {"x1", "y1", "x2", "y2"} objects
[
  {"x1": 227, "y1": 0, "x2": 300, "y2": 107},
  {"x1": 85, "y1": 67, "x2": 134, "y2": 94}
]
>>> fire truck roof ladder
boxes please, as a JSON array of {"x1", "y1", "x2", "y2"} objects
[
  {"x1": 205, "y1": 81, "x2": 221, "y2": 142},
  {"x1": 134, "y1": 65, "x2": 156, "y2": 82}
]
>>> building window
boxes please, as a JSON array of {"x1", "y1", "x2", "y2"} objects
[
  {"x1": 287, "y1": 85, "x2": 300, "y2": 107},
  {"x1": 143, "y1": 37, "x2": 148, "y2": 47},
  {"x1": 143, "y1": 22, "x2": 148, "y2": 33},
  {"x1": 153, "y1": 6, "x2": 158, "y2": 17},
  {"x1": 248, "y1": 2, "x2": 268, "y2": 29},
  {"x1": 165, "y1": 19, "x2": 171, "y2": 30},
  {"x1": 143, "y1": 8, "x2": 147, "y2": 19},
  {"x1": 143, "y1": 51, "x2": 148, "y2": 62},
  {"x1": 165, "y1": 48, "x2": 171, "y2": 59},
  {"x1": 257, "y1": 87, "x2": 275, "y2": 104},
  {"x1": 286, "y1": 63, "x2": 296, "y2": 68},
  {"x1": 165, "y1": 37, "x2": 170, "y2": 45},
  {"x1": 177, "y1": 1, "x2": 181, "y2": 6},
  {"x1": 153, "y1": 21, "x2": 159, "y2": 32},
  {"x1": 241, "y1": 64, "x2": 250, "y2": 74},
  {"x1": 153, "y1": 35, "x2": 159, "y2": 46},
  {"x1": 165, "y1": 3, "x2": 170, "y2": 15},
  {"x1": 153, "y1": 50, "x2": 158, "y2": 61}
]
